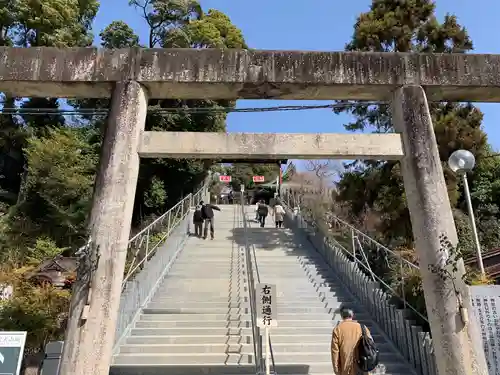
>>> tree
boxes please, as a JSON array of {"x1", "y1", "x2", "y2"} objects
[
  {"x1": 3, "y1": 128, "x2": 98, "y2": 254},
  {"x1": 334, "y1": 0, "x2": 491, "y2": 248},
  {"x1": 126, "y1": 1, "x2": 247, "y2": 223},
  {"x1": 0, "y1": 0, "x2": 248, "y2": 365},
  {"x1": 71, "y1": 2, "x2": 247, "y2": 226},
  {"x1": 227, "y1": 163, "x2": 278, "y2": 191},
  {"x1": 0, "y1": 0, "x2": 100, "y2": 210},
  {"x1": 0, "y1": 269, "x2": 70, "y2": 353},
  {"x1": 99, "y1": 21, "x2": 140, "y2": 48}
]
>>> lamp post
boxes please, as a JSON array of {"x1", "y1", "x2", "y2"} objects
[{"x1": 447, "y1": 149, "x2": 485, "y2": 276}]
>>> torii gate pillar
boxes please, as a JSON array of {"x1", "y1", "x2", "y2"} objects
[
  {"x1": 59, "y1": 81, "x2": 149, "y2": 375},
  {"x1": 392, "y1": 85, "x2": 488, "y2": 375}
]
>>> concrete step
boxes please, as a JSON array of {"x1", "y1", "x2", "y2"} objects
[
  {"x1": 135, "y1": 319, "x2": 377, "y2": 330},
  {"x1": 149, "y1": 297, "x2": 331, "y2": 304},
  {"x1": 130, "y1": 326, "x2": 380, "y2": 336},
  {"x1": 169, "y1": 268, "x2": 245, "y2": 272},
  {"x1": 152, "y1": 290, "x2": 248, "y2": 298},
  {"x1": 134, "y1": 319, "x2": 357, "y2": 329},
  {"x1": 125, "y1": 333, "x2": 382, "y2": 345},
  {"x1": 112, "y1": 353, "x2": 405, "y2": 374},
  {"x1": 135, "y1": 321, "x2": 253, "y2": 329},
  {"x1": 125, "y1": 335, "x2": 252, "y2": 345},
  {"x1": 120, "y1": 341, "x2": 397, "y2": 354},
  {"x1": 151, "y1": 293, "x2": 248, "y2": 300},
  {"x1": 163, "y1": 274, "x2": 242, "y2": 278},
  {"x1": 138, "y1": 313, "x2": 354, "y2": 322},
  {"x1": 113, "y1": 352, "x2": 254, "y2": 365},
  {"x1": 150, "y1": 296, "x2": 247, "y2": 303},
  {"x1": 142, "y1": 307, "x2": 250, "y2": 315},
  {"x1": 145, "y1": 301, "x2": 332, "y2": 309},
  {"x1": 143, "y1": 305, "x2": 338, "y2": 314},
  {"x1": 113, "y1": 353, "x2": 254, "y2": 365},
  {"x1": 117, "y1": 343, "x2": 249, "y2": 354},
  {"x1": 110, "y1": 362, "x2": 405, "y2": 375},
  {"x1": 171, "y1": 262, "x2": 244, "y2": 265}
]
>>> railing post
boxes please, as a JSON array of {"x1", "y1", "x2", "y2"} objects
[
  {"x1": 145, "y1": 228, "x2": 150, "y2": 263},
  {"x1": 350, "y1": 229, "x2": 356, "y2": 258},
  {"x1": 400, "y1": 258, "x2": 406, "y2": 309}
]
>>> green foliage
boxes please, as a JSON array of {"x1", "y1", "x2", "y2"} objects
[
  {"x1": 26, "y1": 237, "x2": 69, "y2": 266},
  {"x1": 334, "y1": 0, "x2": 498, "y2": 255},
  {"x1": 11, "y1": 128, "x2": 97, "y2": 247},
  {"x1": 228, "y1": 164, "x2": 278, "y2": 190},
  {"x1": 144, "y1": 177, "x2": 167, "y2": 208},
  {"x1": 0, "y1": 0, "x2": 246, "y2": 357},
  {"x1": 99, "y1": 20, "x2": 140, "y2": 48},
  {"x1": 0, "y1": 273, "x2": 70, "y2": 352}
]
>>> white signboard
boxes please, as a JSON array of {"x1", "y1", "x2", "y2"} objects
[
  {"x1": 256, "y1": 283, "x2": 277, "y2": 328},
  {"x1": 470, "y1": 285, "x2": 500, "y2": 375},
  {"x1": 0, "y1": 285, "x2": 13, "y2": 301},
  {"x1": 0, "y1": 332, "x2": 27, "y2": 375}
]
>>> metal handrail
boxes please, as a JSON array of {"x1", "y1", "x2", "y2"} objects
[
  {"x1": 281, "y1": 191, "x2": 429, "y2": 325},
  {"x1": 239, "y1": 195, "x2": 262, "y2": 373},
  {"x1": 240, "y1": 198, "x2": 277, "y2": 375},
  {"x1": 248, "y1": 216, "x2": 277, "y2": 375},
  {"x1": 114, "y1": 182, "x2": 208, "y2": 349},
  {"x1": 285, "y1": 189, "x2": 418, "y2": 269},
  {"x1": 122, "y1": 185, "x2": 206, "y2": 287}
]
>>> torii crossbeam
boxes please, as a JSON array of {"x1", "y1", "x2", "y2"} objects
[{"x1": 0, "y1": 47, "x2": 491, "y2": 375}]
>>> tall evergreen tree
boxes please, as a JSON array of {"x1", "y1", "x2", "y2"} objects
[{"x1": 334, "y1": 0, "x2": 493, "y2": 253}]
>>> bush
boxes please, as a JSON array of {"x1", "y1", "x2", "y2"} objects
[{"x1": 0, "y1": 270, "x2": 70, "y2": 353}]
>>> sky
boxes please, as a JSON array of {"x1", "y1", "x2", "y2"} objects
[{"x1": 92, "y1": 0, "x2": 500, "y2": 170}]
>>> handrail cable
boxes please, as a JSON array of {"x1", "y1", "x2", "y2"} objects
[{"x1": 240, "y1": 197, "x2": 277, "y2": 374}]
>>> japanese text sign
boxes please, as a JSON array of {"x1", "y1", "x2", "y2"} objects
[
  {"x1": 256, "y1": 283, "x2": 277, "y2": 328},
  {"x1": 470, "y1": 285, "x2": 500, "y2": 375}
]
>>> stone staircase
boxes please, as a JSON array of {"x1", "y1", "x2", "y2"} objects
[
  {"x1": 243, "y1": 206, "x2": 416, "y2": 375},
  {"x1": 111, "y1": 205, "x2": 256, "y2": 375},
  {"x1": 111, "y1": 204, "x2": 416, "y2": 375}
]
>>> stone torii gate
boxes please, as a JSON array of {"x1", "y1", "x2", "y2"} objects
[{"x1": 1, "y1": 47, "x2": 497, "y2": 375}]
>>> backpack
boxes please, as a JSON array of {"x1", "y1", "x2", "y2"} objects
[{"x1": 356, "y1": 324, "x2": 379, "y2": 372}]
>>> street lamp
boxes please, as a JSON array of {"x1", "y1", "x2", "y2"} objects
[{"x1": 447, "y1": 149, "x2": 485, "y2": 276}]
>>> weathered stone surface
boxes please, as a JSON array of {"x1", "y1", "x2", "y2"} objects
[
  {"x1": 59, "y1": 81, "x2": 148, "y2": 375},
  {"x1": 139, "y1": 131, "x2": 404, "y2": 160},
  {"x1": 392, "y1": 85, "x2": 488, "y2": 375},
  {"x1": 1, "y1": 47, "x2": 500, "y2": 100}
]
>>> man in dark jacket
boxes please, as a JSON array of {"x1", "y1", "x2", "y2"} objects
[
  {"x1": 200, "y1": 201, "x2": 221, "y2": 240},
  {"x1": 257, "y1": 200, "x2": 268, "y2": 228},
  {"x1": 192, "y1": 204, "x2": 204, "y2": 237}
]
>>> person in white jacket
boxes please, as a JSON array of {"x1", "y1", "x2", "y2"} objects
[{"x1": 273, "y1": 201, "x2": 285, "y2": 228}]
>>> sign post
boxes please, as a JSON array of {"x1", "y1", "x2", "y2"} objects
[
  {"x1": 256, "y1": 283, "x2": 277, "y2": 375},
  {"x1": 0, "y1": 331, "x2": 27, "y2": 375},
  {"x1": 470, "y1": 285, "x2": 500, "y2": 374},
  {"x1": 219, "y1": 175, "x2": 231, "y2": 183},
  {"x1": 253, "y1": 176, "x2": 265, "y2": 183}
]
